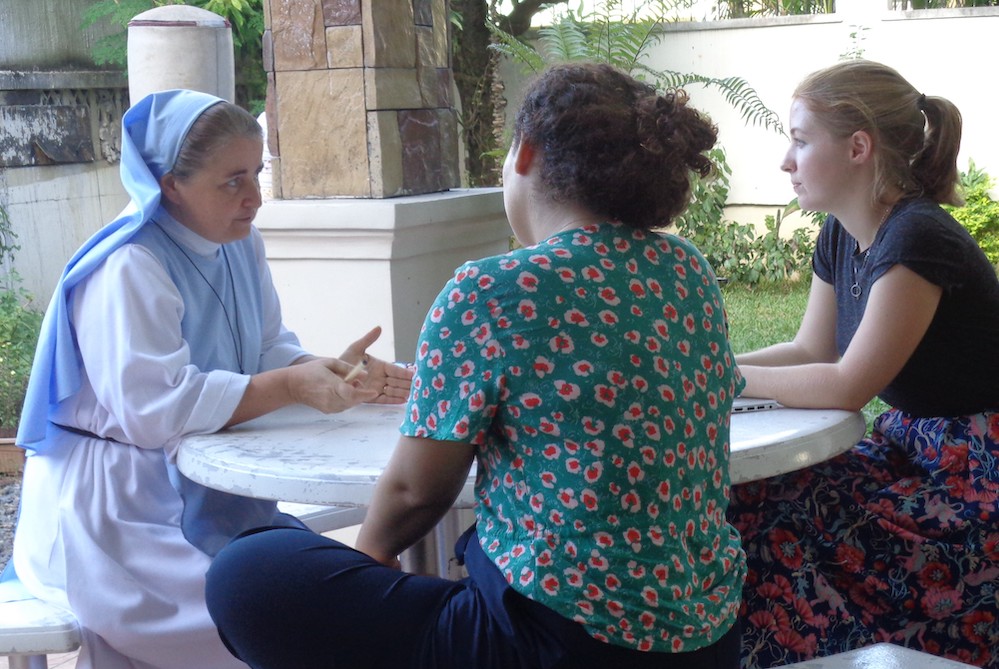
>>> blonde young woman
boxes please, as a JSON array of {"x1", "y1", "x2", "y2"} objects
[{"x1": 729, "y1": 60, "x2": 999, "y2": 668}]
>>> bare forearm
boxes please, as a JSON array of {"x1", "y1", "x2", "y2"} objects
[
  {"x1": 355, "y1": 436, "x2": 474, "y2": 567},
  {"x1": 735, "y1": 341, "x2": 827, "y2": 367},
  {"x1": 355, "y1": 477, "x2": 454, "y2": 566},
  {"x1": 740, "y1": 362, "x2": 874, "y2": 411},
  {"x1": 225, "y1": 367, "x2": 299, "y2": 426}
]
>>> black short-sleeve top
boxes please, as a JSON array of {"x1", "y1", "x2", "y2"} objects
[{"x1": 813, "y1": 197, "x2": 999, "y2": 417}]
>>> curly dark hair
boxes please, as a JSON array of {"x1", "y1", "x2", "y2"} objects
[{"x1": 512, "y1": 62, "x2": 718, "y2": 230}]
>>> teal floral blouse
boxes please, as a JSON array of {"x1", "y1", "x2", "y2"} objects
[{"x1": 401, "y1": 222, "x2": 746, "y2": 653}]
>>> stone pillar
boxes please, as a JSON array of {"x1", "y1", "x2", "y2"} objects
[
  {"x1": 262, "y1": 0, "x2": 459, "y2": 198},
  {"x1": 257, "y1": 0, "x2": 510, "y2": 363},
  {"x1": 127, "y1": 5, "x2": 236, "y2": 102}
]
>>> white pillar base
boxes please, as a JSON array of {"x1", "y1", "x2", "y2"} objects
[{"x1": 256, "y1": 188, "x2": 509, "y2": 362}]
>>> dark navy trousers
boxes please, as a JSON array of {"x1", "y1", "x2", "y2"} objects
[{"x1": 206, "y1": 525, "x2": 740, "y2": 669}]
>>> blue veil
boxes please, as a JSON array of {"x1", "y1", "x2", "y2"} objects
[{"x1": 16, "y1": 89, "x2": 224, "y2": 450}]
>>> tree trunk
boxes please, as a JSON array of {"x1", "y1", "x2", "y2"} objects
[{"x1": 452, "y1": 0, "x2": 502, "y2": 187}]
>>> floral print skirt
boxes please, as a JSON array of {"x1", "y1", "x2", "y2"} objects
[{"x1": 727, "y1": 409, "x2": 999, "y2": 668}]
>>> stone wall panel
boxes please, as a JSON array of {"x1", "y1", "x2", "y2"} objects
[
  {"x1": 270, "y1": 0, "x2": 327, "y2": 71},
  {"x1": 275, "y1": 69, "x2": 369, "y2": 197}
]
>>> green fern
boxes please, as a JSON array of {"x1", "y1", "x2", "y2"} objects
[{"x1": 490, "y1": 0, "x2": 784, "y2": 135}]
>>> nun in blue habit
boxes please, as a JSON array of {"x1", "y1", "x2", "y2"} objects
[{"x1": 0, "y1": 89, "x2": 411, "y2": 669}]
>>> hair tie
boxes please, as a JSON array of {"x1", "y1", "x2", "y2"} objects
[{"x1": 918, "y1": 93, "x2": 927, "y2": 111}]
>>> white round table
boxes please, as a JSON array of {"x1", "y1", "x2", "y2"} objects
[
  {"x1": 177, "y1": 402, "x2": 865, "y2": 575},
  {"x1": 178, "y1": 403, "x2": 866, "y2": 505}
]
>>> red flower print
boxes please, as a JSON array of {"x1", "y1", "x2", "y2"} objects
[
  {"x1": 960, "y1": 609, "x2": 995, "y2": 644},
  {"x1": 520, "y1": 393, "x2": 543, "y2": 409},
  {"x1": 584, "y1": 265, "x2": 606, "y2": 281},
  {"x1": 518, "y1": 299, "x2": 538, "y2": 321},
  {"x1": 769, "y1": 528, "x2": 805, "y2": 569},
  {"x1": 595, "y1": 385, "x2": 617, "y2": 407},
  {"x1": 598, "y1": 287, "x2": 620, "y2": 305},
  {"x1": 614, "y1": 424, "x2": 635, "y2": 446},
  {"x1": 917, "y1": 561, "x2": 954, "y2": 589},
  {"x1": 606, "y1": 600, "x2": 625, "y2": 617},
  {"x1": 566, "y1": 308, "x2": 589, "y2": 326},
  {"x1": 539, "y1": 418, "x2": 559, "y2": 435},
  {"x1": 516, "y1": 271, "x2": 539, "y2": 291},
  {"x1": 541, "y1": 574, "x2": 560, "y2": 595},
  {"x1": 549, "y1": 333, "x2": 575, "y2": 354},
  {"x1": 557, "y1": 268, "x2": 576, "y2": 282},
  {"x1": 581, "y1": 488, "x2": 599, "y2": 510},
  {"x1": 584, "y1": 461, "x2": 603, "y2": 483},
  {"x1": 558, "y1": 488, "x2": 579, "y2": 509},
  {"x1": 591, "y1": 333, "x2": 609, "y2": 347},
  {"x1": 598, "y1": 310, "x2": 618, "y2": 325},
  {"x1": 532, "y1": 356, "x2": 555, "y2": 377},
  {"x1": 921, "y1": 588, "x2": 963, "y2": 620},
  {"x1": 481, "y1": 340, "x2": 501, "y2": 359},
  {"x1": 528, "y1": 253, "x2": 552, "y2": 269},
  {"x1": 583, "y1": 417, "x2": 605, "y2": 434},
  {"x1": 621, "y1": 490, "x2": 641, "y2": 512},
  {"x1": 774, "y1": 629, "x2": 813, "y2": 654},
  {"x1": 647, "y1": 279, "x2": 663, "y2": 297}
]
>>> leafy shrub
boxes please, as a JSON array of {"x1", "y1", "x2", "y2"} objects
[
  {"x1": 0, "y1": 283, "x2": 41, "y2": 433},
  {"x1": 673, "y1": 148, "x2": 816, "y2": 284},
  {"x1": 944, "y1": 160, "x2": 999, "y2": 267},
  {"x1": 0, "y1": 203, "x2": 42, "y2": 433}
]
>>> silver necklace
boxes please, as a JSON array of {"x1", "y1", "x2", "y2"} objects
[
  {"x1": 156, "y1": 223, "x2": 245, "y2": 373},
  {"x1": 849, "y1": 206, "x2": 893, "y2": 300}
]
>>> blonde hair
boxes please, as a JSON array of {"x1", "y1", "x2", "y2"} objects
[{"x1": 794, "y1": 60, "x2": 963, "y2": 206}]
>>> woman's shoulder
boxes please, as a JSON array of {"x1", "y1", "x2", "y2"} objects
[{"x1": 880, "y1": 197, "x2": 973, "y2": 250}]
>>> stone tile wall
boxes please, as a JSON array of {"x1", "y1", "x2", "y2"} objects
[{"x1": 263, "y1": 0, "x2": 458, "y2": 198}]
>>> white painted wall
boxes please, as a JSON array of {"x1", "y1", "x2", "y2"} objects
[{"x1": 500, "y1": 5, "x2": 999, "y2": 225}]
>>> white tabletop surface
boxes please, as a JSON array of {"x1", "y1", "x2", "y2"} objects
[
  {"x1": 779, "y1": 643, "x2": 977, "y2": 669},
  {"x1": 177, "y1": 403, "x2": 865, "y2": 507}
]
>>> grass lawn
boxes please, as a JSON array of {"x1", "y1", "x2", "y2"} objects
[{"x1": 720, "y1": 279, "x2": 889, "y2": 428}]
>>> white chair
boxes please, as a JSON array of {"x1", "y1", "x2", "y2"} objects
[
  {"x1": 780, "y1": 642, "x2": 978, "y2": 668},
  {"x1": 277, "y1": 502, "x2": 366, "y2": 533},
  {"x1": 0, "y1": 504, "x2": 356, "y2": 669},
  {"x1": 0, "y1": 596, "x2": 80, "y2": 669}
]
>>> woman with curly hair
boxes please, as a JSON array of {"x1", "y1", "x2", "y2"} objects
[{"x1": 206, "y1": 62, "x2": 747, "y2": 669}]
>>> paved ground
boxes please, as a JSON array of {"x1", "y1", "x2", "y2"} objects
[{"x1": 1, "y1": 525, "x2": 361, "y2": 668}]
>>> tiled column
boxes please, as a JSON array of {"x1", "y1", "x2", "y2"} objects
[
  {"x1": 256, "y1": 0, "x2": 509, "y2": 363},
  {"x1": 262, "y1": 0, "x2": 459, "y2": 198}
]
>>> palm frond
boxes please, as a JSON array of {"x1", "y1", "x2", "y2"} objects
[
  {"x1": 653, "y1": 71, "x2": 785, "y2": 135},
  {"x1": 492, "y1": 0, "x2": 784, "y2": 136}
]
